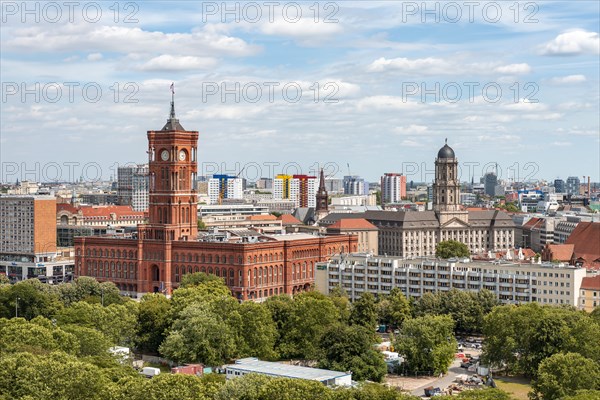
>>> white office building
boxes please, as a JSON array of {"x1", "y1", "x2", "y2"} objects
[{"x1": 316, "y1": 254, "x2": 586, "y2": 307}]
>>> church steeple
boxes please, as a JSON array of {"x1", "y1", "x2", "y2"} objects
[{"x1": 316, "y1": 168, "x2": 328, "y2": 215}]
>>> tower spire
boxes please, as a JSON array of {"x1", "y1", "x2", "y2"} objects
[
  {"x1": 161, "y1": 82, "x2": 185, "y2": 131},
  {"x1": 170, "y1": 82, "x2": 176, "y2": 119}
]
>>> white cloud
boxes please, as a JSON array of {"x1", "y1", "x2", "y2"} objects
[
  {"x1": 355, "y1": 96, "x2": 421, "y2": 111},
  {"x1": 87, "y1": 53, "x2": 103, "y2": 61},
  {"x1": 259, "y1": 18, "x2": 343, "y2": 39},
  {"x1": 551, "y1": 141, "x2": 572, "y2": 146},
  {"x1": 394, "y1": 124, "x2": 428, "y2": 135},
  {"x1": 5, "y1": 24, "x2": 260, "y2": 57},
  {"x1": 541, "y1": 29, "x2": 600, "y2": 55},
  {"x1": 368, "y1": 57, "x2": 531, "y2": 76},
  {"x1": 494, "y1": 63, "x2": 531, "y2": 75},
  {"x1": 137, "y1": 55, "x2": 218, "y2": 71},
  {"x1": 550, "y1": 75, "x2": 586, "y2": 84}
]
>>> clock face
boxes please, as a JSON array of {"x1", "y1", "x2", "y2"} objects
[
  {"x1": 179, "y1": 150, "x2": 186, "y2": 161},
  {"x1": 160, "y1": 150, "x2": 169, "y2": 161}
]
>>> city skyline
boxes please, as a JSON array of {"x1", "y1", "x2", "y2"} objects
[{"x1": 1, "y1": 1, "x2": 599, "y2": 182}]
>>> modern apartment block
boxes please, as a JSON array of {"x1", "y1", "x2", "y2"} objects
[
  {"x1": 0, "y1": 195, "x2": 74, "y2": 282},
  {"x1": 273, "y1": 174, "x2": 317, "y2": 208},
  {"x1": 380, "y1": 173, "x2": 406, "y2": 204},
  {"x1": 566, "y1": 176, "x2": 581, "y2": 196},
  {"x1": 343, "y1": 176, "x2": 368, "y2": 195},
  {"x1": 316, "y1": 254, "x2": 586, "y2": 306},
  {"x1": 117, "y1": 164, "x2": 149, "y2": 211},
  {"x1": 208, "y1": 175, "x2": 243, "y2": 205}
]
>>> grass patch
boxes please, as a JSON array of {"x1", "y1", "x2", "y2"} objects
[{"x1": 494, "y1": 376, "x2": 532, "y2": 400}]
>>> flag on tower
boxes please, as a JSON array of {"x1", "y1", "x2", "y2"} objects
[{"x1": 170, "y1": 82, "x2": 174, "y2": 94}]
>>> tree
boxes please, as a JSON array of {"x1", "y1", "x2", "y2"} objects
[
  {"x1": 0, "y1": 317, "x2": 79, "y2": 356},
  {"x1": 318, "y1": 323, "x2": 387, "y2": 382},
  {"x1": 436, "y1": 240, "x2": 470, "y2": 259},
  {"x1": 135, "y1": 294, "x2": 172, "y2": 354},
  {"x1": 560, "y1": 390, "x2": 600, "y2": 400},
  {"x1": 0, "y1": 351, "x2": 117, "y2": 400},
  {"x1": 412, "y1": 292, "x2": 442, "y2": 318},
  {"x1": 238, "y1": 301, "x2": 278, "y2": 360},
  {"x1": 277, "y1": 292, "x2": 339, "y2": 359},
  {"x1": 395, "y1": 315, "x2": 456, "y2": 375},
  {"x1": 60, "y1": 324, "x2": 112, "y2": 357},
  {"x1": 159, "y1": 303, "x2": 240, "y2": 365},
  {"x1": 350, "y1": 292, "x2": 378, "y2": 329},
  {"x1": 439, "y1": 289, "x2": 483, "y2": 333},
  {"x1": 377, "y1": 288, "x2": 410, "y2": 328},
  {"x1": 215, "y1": 374, "x2": 333, "y2": 400},
  {"x1": 482, "y1": 303, "x2": 600, "y2": 376},
  {"x1": 0, "y1": 279, "x2": 63, "y2": 319},
  {"x1": 197, "y1": 220, "x2": 207, "y2": 230},
  {"x1": 531, "y1": 353, "x2": 600, "y2": 400},
  {"x1": 55, "y1": 301, "x2": 138, "y2": 346}
]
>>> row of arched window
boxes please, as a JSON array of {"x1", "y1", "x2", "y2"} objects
[
  {"x1": 85, "y1": 248, "x2": 137, "y2": 259},
  {"x1": 86, "y1": 260, "x2": 137, "y2": 280}
]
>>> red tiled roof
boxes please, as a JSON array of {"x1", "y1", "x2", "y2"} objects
[
  {"x1": 546, "y1": 244, "x2": 575, "y2": 261},
  {"x1": 566, "y1": 222, "x2": 600, "y2": 268},
  {"x1": 58, "y1": 204, "x2": 144, "y2": 220},
  {"x1": 328, "y1": 218, "x2": 378, "y2": 230},
  {"x1": 581, "y1": 275, "x2": 600, "y2": 290},
  {"x1": 57, "y1": 203, "x2": 79, "y2": 213},
  {"x1": 522, "y1": 248, "x2": 536, "y2": 258},
  {"x1": 277, "y1": 214, "x2": 302, "y2": 225},
  {"x1": 523, "y1": 217, "x2": 543, "y2": 230}
]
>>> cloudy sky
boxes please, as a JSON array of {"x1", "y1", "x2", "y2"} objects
[{"x1": 1, "y1": 1, "x2": 599, "y2": 184}]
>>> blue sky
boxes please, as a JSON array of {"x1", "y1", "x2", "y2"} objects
[{"x1": 1, "y1": 1, "x2": 599, "y2": 184}]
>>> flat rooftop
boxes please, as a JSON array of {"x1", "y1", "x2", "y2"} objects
[{"x1": 225, "y1": 358, "x2": 349, "y2": 381}]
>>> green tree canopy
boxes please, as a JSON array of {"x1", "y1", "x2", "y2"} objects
[
  {"x1": 135, "y1": 293, "x2": 172, "y2": 354},
  {"x1": 350, "y1": 292, "x2": 378, "y2": 329},
  {"x1": 531, "y1": 353, "x2": 600, "y2": 400},
  {"x1": 318, "y1": 323, "x2": 386, "y2": 382},
  {"x1": 395, "y1": 315, "x2": 457, "y2": 375},
  {"x1": 435, "y1": 240, "x2": 470, "y2": 259}
]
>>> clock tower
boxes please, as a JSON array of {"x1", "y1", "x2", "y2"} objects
[{"x1": 143, "y1": 95, "x2": 199, "y2": 242}]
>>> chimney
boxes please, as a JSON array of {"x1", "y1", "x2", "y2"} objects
[{"x1": 588, "y1": 176, "x2": 591, "y2": 199}]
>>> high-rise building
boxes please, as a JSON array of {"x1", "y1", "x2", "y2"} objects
[
  {"x1": 256, "y1": 178, "x2": 273, "y2": 190},
  {"x1": 273, "y1": 174, "x2": 317, "y2": 208},
  {"x1": 208, "y1": 175, "x2": 243, "y2": 204},
  {"x1": 117, "y1": 164, "x2": 149, "y2": 211},
  {"x1": 484, "y1": 172, "x2": 499, "y2": 197},
  {"x1": 343, "y1": 176, "x2": 368, "y2": 195},
  {"x1": 380, "y1": 173, "x2": 406, "y2": 204},
  {"x1": 554, "y1": 179, "x2": 565, "y2": 193},
  {"x1": 566, "y1": 176, "x2": 581, "y2": 196},
  {"x1": 0, "y1": 195, "x2": 74, "y2": 282},
  {"x1": 0, "y1": 195, "x2": 57, "y2": 259},
  {"x1": 325, "y1": 177, "x2": 344, "y2": 194}
]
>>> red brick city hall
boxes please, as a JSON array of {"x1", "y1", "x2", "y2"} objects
[{"x1": 75, "y1": 102, "x2": 356, "y2": 300}]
